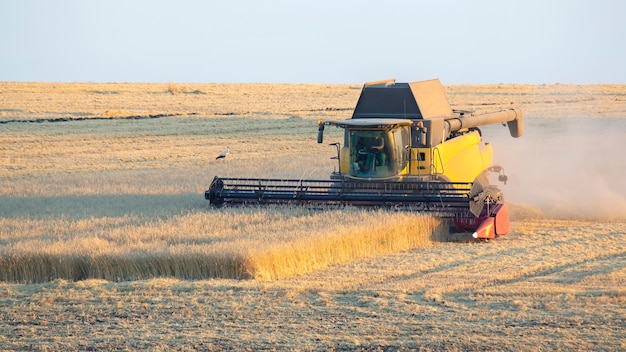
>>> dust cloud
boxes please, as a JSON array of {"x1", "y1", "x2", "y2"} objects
[{"x1": 484, "y1": 117, "x2": 626, "y2": 220}]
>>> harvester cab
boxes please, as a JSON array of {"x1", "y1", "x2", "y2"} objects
[
  {"x1": 317, "y1": 78, "x2": 523, "y2": 184},
  {"x1": 319, "y1": 118, "x2": 412, "y2": 179},
  {"x1": 207, "y1": 78, "x2": 523, "y2": 240}
]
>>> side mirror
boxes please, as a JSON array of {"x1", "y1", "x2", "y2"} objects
[{"x1": 317, "y1": 122, "x2": 325, "y2": 144}]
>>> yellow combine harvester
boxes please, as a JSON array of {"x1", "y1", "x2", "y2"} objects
[{"x1": 206, "y1": 78, "x2": 523, "y2": 239}]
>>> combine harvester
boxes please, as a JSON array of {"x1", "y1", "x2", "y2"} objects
[{"x1": 206, "y1": 79, "x2": 523, "y2": 240}]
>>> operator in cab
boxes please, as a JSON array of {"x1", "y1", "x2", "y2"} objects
[{"x1": 365, "y1": 136, "x2": 386, "y2": 172}]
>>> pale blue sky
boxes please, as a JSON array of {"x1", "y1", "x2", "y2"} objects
[{"x1": 1, "y1": 0, "x2": 624, "y2": 84}]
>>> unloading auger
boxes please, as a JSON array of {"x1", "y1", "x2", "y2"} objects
[{"x1": 206, "y1": 78, "x2": 523, "y2": 239}]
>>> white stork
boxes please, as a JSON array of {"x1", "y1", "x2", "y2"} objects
[{"x1": 216, "y1": 146, "x2": 230, "y2": 160}]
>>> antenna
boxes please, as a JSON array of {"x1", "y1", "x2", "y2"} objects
[{"x1": 404, "y1": 100, "x2": 406, "y2": 119}]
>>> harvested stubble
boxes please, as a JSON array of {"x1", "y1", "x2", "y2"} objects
[{"x1": 0, "y1": 208, "x2": 445, "y2": 283}]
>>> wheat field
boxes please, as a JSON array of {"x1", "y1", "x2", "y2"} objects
[{"x1": 1, "y1": 81, "x2": 625, "y2": 350}]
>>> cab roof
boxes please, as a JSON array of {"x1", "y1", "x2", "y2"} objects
[{"x1": 351, "y1": 78, "x2": 453, "y2": 120}]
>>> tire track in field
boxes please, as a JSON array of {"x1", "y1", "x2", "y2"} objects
[
  {"x1": 473, "y1": 250, "x2": 626, "y2": 294},
  {"x1": 340, "y1": 237, "x2": 561, "y2": 292},
  {"x1": 343, "y1": 226, "x2": 626, "y2": 296},
  {"x1": 450, "y1": 250, "x2": 626, "y2": 295}
]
